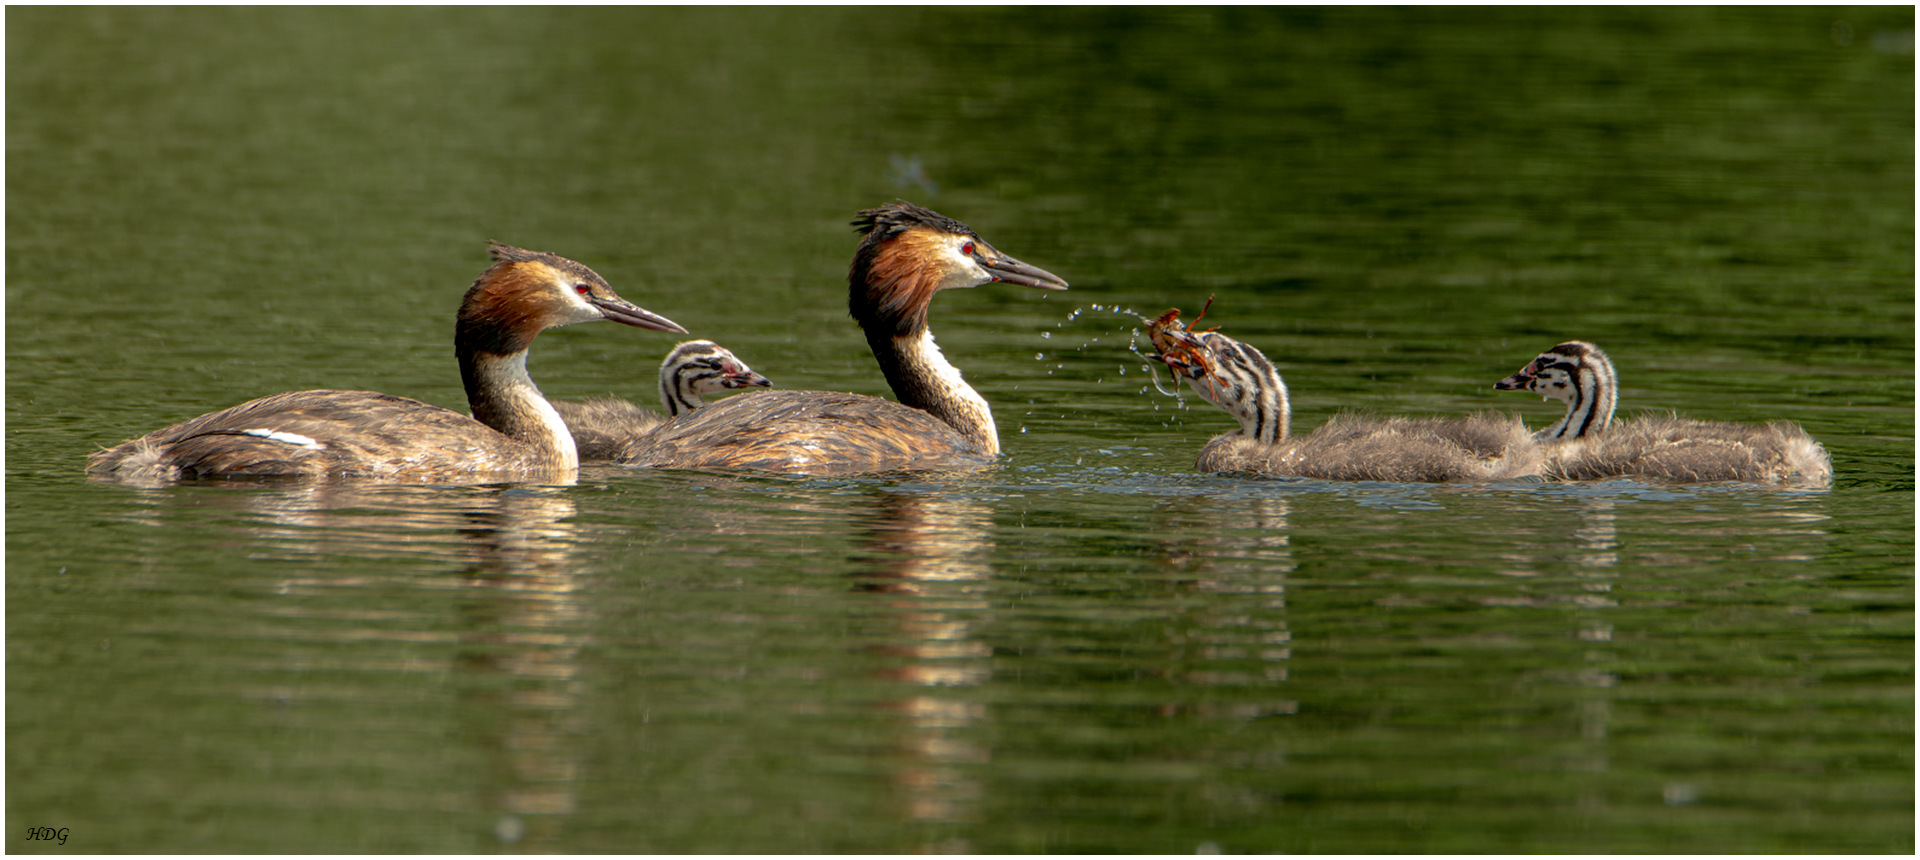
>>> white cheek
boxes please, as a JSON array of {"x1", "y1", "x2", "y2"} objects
[
  {"x1": 941, "y1": 242, "x2": 991, "y2": 290},
  {"x1": 1540, "y1": 375, "x2": 1576, "y2": 400},
  {"x1": 1184, "y1": 376, "x2": 1224, "y2": 408},
  {"x1": 556, "y1": 288, "x2": 605, "y2": 325}
]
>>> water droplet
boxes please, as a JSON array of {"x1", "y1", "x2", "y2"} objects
[{"x1": 495, "y1": 816, "x2": 525, "y2": 844}]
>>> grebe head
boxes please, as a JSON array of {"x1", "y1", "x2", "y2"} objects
[
  {"x1": 658, "y1": 340, "x2": 773, "y2": 416},
  {"x1": 458, "y1": 242, "x2": 686, "y2": 356},
  {"x1": 848, "y1": 201, "x2": 1068, "y2": 337},
  {"x1": 1496, "y1": 340, "x2": 1617, "y2": 439},
  {"x1": 1496, "y1": 341, "x2": 1601, "y2": 402},
  {"x1": 1151, "y1": 325, "x2": 1290, "y2": 445}
]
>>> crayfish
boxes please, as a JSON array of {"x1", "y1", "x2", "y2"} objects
[{"x1": 1145, "y1": 294, "x2": 1224, "y2": 398}]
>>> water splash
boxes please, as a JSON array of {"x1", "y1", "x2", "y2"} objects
[
  {"x1": 1046, "y1": 304, "x2": 1198, "y2": 403},
  {"x1": 1146, "y1": 360, "x2": 1186, "y2": 398}
]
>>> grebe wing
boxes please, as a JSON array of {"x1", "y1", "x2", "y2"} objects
[
  {"x1": 90, "y1": 389, "x2": 517, "y2": 479},
  {"x1": 1201, "y1": 412, "x2": 1544, "y2": 483},
  {"x1": 615, "y1": 389, "x2": 990, "y2": 474},
  {"x1": 552, "y1": 397, "x2": 667, "y2": 461},
  {"x1": 1547, "y1": 416, "x2": 1831, "y2": 484}
]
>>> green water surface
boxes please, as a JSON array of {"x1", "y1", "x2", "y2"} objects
[{"x1": 7, "y1": 7, "x2": 1912, "y2": 853}]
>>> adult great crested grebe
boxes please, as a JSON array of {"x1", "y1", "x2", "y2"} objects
[
  {"x1": 88, "y1": 242, "x2": 686, "y2": 481},
  {"x1": 1496, "y1": 340, "x2": 1832, "y2": 485},
  {"x1": 612, "y1": 201, "x2": 1068, "y2": 473}
]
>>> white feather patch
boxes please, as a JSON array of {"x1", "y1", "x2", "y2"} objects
[{"x1": 241, "y1": 428, "x2": 326, "y2": 448}]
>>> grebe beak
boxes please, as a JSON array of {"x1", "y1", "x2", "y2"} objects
[
  {"x1": 590, "y1": 295, "x2": 689, "y2": 334},
  {"x1": 1493, "y1": 364, "x2": 1538, "y2": 391},
  {"x1": 981, "y1": 253, "x2": 1069, "y2": 291},
  {"x1": 724, "y1": 369, "x2": 774, "y2": 390},
  {"x1": 1149, "y1": 345, "x2": 1204, "y2": 379},
  {"x1": 1154, "y1": 355, "x2": 1203, "y2": 379}
]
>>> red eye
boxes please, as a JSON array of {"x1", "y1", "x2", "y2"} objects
[
  {"x1": 960, "y1": 241, "x2": 975, "y2": 256},
  {"x1": 575, "y1": 284, "x2": 591, "y2": 296}
]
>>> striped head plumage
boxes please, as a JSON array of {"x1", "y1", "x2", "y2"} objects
[
  {"x1": 657, "y1": 340, "x2": 773, "y2": 417},
  {"x1": 1495, "y1": 340, "x2": 1617, "y2": 441},
  {"x1": 1151, "y1": 324, "x2": 1291, "y2": 446}
]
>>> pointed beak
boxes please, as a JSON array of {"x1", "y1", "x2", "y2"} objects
[
  {"x1": 724, "y1": 369, "x2": 773, "y2": 390},
  {"x1": 1154, "y1": 353, "x2": 1206, "y2": 379},
  {"x1": 591, "y1": 295, "x2": 689, "y2": 334},
  {"x1": 1494, "y1": 366, "x2": 1536, "y2": 391},
  {"x1": 982, "y1": 254, "x2": 1069, "y2": 291}
]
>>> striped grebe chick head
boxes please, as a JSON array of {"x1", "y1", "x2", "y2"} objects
[
  {"x1": 658, "y1": 340, "x2": 773, "y2": 417},
  {"x1": 1495, "y1": 340, "x2": 1617, "y2": 441},
  {"x1": 1150, "y1": 320, "x2": 1291, "y2": 446}
]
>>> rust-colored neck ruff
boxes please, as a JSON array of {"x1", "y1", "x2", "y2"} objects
[
  {"x1": 455, "y1": 261, "x2": 579, "y2": 469},
  {"x1": 850, "y1": 227, "x2": 956, "y2": 338},
  {"x1": 845, "y1": 219, "x2": 998, "y2": 452}
]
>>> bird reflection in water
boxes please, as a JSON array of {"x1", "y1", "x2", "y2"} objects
[
  {"x1": 444, "y1": 489, "x2": 590, "y2": 850},
  {"x1": 102, "y1": 481, "x2": 593, "y2": 850},
  {"x1": 852, "y1": 489, "x2": 995, "y2": 839},
  {"x1": 1151, "y1": 495, "x2": 1296, "y2": 719}
]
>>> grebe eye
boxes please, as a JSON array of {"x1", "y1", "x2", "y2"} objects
[
  {"x1": 960, "y1": 241, "x2": 975, "y2": 256},
  {"x1": 575, "y1": 283, "x2": 591, "y2": 296}
]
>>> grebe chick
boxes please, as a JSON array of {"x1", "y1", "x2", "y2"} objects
[
  {"x1": 1495, "y1": 341, "x2": 1832, "y2": 485},
  {"x1": 554, "y1": 340, "x2": 772, "y2": 461},
  {"x1": 88, "y1": 242, "x2": 687, "y2": 482},
  {"x1": 613, "y1": 201, "x2": 1068, "y2": 474},
  {"x1": 1149, "y1": 310, "x2": 1542, "y2": 483}
]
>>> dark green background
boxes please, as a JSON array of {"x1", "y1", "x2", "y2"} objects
[{"x1": 8, "y1": 7, "x2": 1911, "y2": 852}]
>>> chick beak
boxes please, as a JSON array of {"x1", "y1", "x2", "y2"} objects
[
  {"x1": 1150, "y1": 352, "x2": 1200, "y2": 380},
  {"x1": 1494, "y1": 364, "x2": 1538, "y2": 391},
  {"x1": 724, "y1": 369, "x2": 774, "y2": 390}
]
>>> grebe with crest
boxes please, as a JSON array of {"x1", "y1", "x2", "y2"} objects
[
  {"x1": 1495, "y1": 340, "x2": 1831, "y2": 485},
  {"x1": 553, "y1": 340, "x2": 772, "y2": 461},
  {"x1": 88, "y1": 242, "x2": 686, "y2": 481},
  {"x1": 612, "y1": 201, "x2": 1068, "y2": 473}
]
